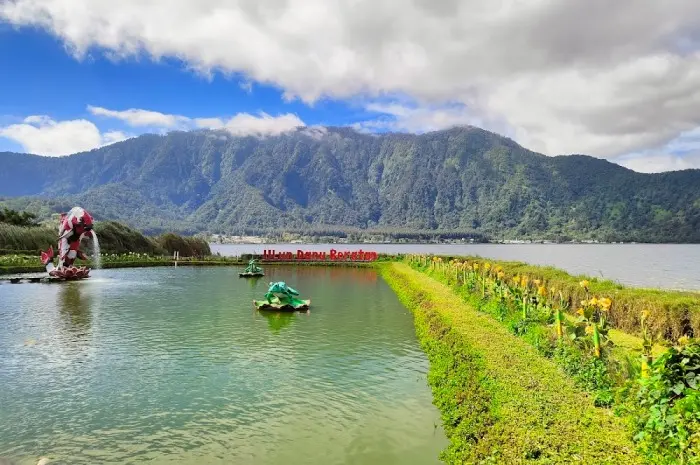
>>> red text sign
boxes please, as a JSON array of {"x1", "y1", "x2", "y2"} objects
[{"x1": 262, "y1": 249, "x2": 378, "y2": 261}]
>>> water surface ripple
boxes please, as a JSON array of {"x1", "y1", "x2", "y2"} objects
[{"x1": 0, "y1": 266, "x2": 446, "y2": 465}]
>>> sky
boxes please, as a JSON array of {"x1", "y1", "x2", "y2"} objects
[{"x1": 1, "y1": 0, "x2": 700, "y2": 173}]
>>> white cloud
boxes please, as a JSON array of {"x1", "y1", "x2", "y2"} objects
[
  {"x1": 359, "y1": 102, "x2": 489, "y2": 134},
  {"x1": 3, "y1": 0, "x2": 700, "y2": 165},
  {"x1": 0, "y1": 116, "x2": 129, "y2": 156},
  {"x1": 0, "y1": 106, "x2": 304, "y2": 156},
  {"x1": 88, "y1": 105, "x2": 190, "y2": 128},
  {"x1": 615, "y1": 152, "x2": 700, "y2": 173},
  {"x1": 613, "y1": 128, "x2": 700, "y2": 172},
  {"x1": 212, "y1": 112, "x2": 304, "y2": 136},
  {"x1": 239, "y1": 80, "x2": 253, "y2": 93},
  {"x1": 91, "y1": 105, "x2": 305, "y2": 137}
]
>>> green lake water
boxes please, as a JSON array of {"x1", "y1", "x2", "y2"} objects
[{"x1": 0, "y1": 266, "x2": 447, "y2": 464}]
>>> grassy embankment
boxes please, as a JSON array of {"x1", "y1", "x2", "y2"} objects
[
  {"x1": 398, "y1": 255, "x2": 700, "y2": 465},
  {"x1": 382, "y1": 262, "x2": 641, "y2": 464}
]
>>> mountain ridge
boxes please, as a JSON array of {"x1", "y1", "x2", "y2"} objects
[{"x1": 1, "y1": 125, "x2": 699, "y2": 242}]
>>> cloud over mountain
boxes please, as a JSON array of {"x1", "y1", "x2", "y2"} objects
[{"x1": 3, "y1": 0, "x2": 700, "y2": 163}]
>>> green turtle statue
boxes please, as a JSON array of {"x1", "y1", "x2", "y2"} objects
[
  {"x1": 254, "y1": 281, "x2": 310, "y2": 311},
  {"x1": 239, "y1": 257, "x2": 264, "y2": 278}
]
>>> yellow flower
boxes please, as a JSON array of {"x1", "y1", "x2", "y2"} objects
[
  {"x1": 598, "y1": 297, "x2": 612, "y2": 311},
  {"x1": 588, "y1": 297, "x2": 599, "y2": 307},
  {"x1": 641, "y1": 309, "x2": 650, "y2": 321},
  {"x1": 678, "y1": 336, "x2": 690, "y2": 346},
  {"x1": 579, "y1": 280, "x2": 590, "y2": 290},
  {"x1": 497, "y1": 271, "x2": 505, "y2": 279},
  {"x1": 585, "y1": 325, "x2": 594, "y2": 335},
  {"x1": 513, "y1": 275, "x2": 520, "y2": 284},
  {"x1": 580, "y1": 300, "x2": 588, "y2": 307},
  {"x1": 520, "y1": 276, "x2": 529, "y2": 287},
  {"x1": 484, "y1": 263, "x2": 491, "y2": 271},
  {"x1": 537, "y1": 286, "x2": 546, "y2": 297},
  {"x1": 533, "y1": 279, "x2": 541, "y2": 286},
  {"x1": 576, "y1": 308, "x2": 584, "y2": 316}
]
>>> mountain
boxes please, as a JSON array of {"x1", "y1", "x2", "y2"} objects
[{"x1": 1, "y1": 126, "x2": 699, "y2": 242}]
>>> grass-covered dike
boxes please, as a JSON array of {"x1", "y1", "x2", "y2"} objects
[
  {"x1": 396, "y1": 255, "x2": 700, "y2": 464},
  {"x1": 381, "y1": 262, "x2": 641, "y2": 464}
]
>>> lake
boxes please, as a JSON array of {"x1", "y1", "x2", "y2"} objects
[
  {"x1": 0, "y1": 267, "x2": 446, "y2": 465},
  {"x1": 211, "y1": 243, "x2": 700, "y2": 291}
]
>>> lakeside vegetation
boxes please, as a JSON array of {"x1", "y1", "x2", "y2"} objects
[
  {"x1": 0, "y1": 208, "x2": 211, "y2": 258},
  {"x1": 382, "y1": 262, "x2": 642, "y2": 464},
  {"x1": 407, "y1": 254, "x2": 700, "y2": 342},
  {"x1": 401, "y1": 255, "x2": 699, "y2": 464}
]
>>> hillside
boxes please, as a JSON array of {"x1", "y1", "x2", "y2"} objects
[{"x1": 1, "y1": 126, "x2": 699, "y2": 242}]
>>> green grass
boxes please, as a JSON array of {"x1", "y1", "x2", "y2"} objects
[
  {"x1": 420, "y1": 254, "x2": 700, "y2": 344},
  {"x1": 381, "y1": 262, "x2": 641, "y2": 464}
]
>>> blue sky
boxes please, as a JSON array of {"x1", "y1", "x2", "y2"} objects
[
  {"x1": 1, "y1": 0, "x2": 699, "y2": 173},
  {"x1": 0, "y1": 26, "x2": 380, "y2": 154}
]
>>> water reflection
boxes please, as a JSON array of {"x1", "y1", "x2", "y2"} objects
[
  {"x1": 57, "y1": 282, "x2": 93, "y2": 342},
  {"x1": 260, "y1": 311, "x2": 296, "y2": 333},
  {"x1": 245, "y1": 276, "x2": 264, "y2": 288}
]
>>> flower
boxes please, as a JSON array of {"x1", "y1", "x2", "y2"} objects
[
  {"x1": 520, "y1": 276, "x2": 529, "y2": 287},
  {"x1": 580, "y1": 300, "x2": 588, "y2": 307},
  {"x1": 537, "y1": 286, "x2": 546, "y2": 297},
  {"x1": 533, "y1": 279, "x2": 541, "y2": 286},
  {"x1": 497, "y1": 271, "x2": 505, "y2": 279},
  {"x1": 585, "y1": 325, "x2": 594, "y2": 335},
  {"x1": 588, "y1": 297, "x2": 599, "y2": 307},
  {"x1": 598, "y1": 297, "x2": 612, "y2": 311},
  {"x1": 641, "y1": 309, "x2": 650, "y2": 321},
  {"x1": 678, "y1": 336, "x2": 691, "y2": 346},
  {"x1": 577, "y1": 308, "x2": 584, "y2": 316},
  {"x1": 484, "y1": 263, "x2": 491, "y2": 271},
  {"x1": 579, "y1": 280, "x2": 590, "y2": 290}
]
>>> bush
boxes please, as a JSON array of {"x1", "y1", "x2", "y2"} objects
[
  {"x1": 0, "y1": 223, "x2": 55, "y2": 253},
  {"x1": 155, "y1": 233, "x2": 211, "y2": 257},
  {"x1": 633, "y1": 341, "x2": 700, "y2": 464}
]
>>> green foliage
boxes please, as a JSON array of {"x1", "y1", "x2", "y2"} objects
[
  {"x1": 553, "y1": 344, "x2": 615, "y2": 407},
  {"x1": 633, "y1": 342, "x2": 700, "y2": 464},
  {"x1": 418, "y1": 254, "x2": 700, "y2": 343},
  {"x1": 0, "y1": 207, "x2": 39, "y2": 227},
  {"x1": 2, "y1": 126, "x2": 700, "y2": 240},
  {"x1": 0, "y1": 223, "x2": 55, "y2": 253},
  {"x1": 381, "y1": 262, "x2": 641, "y2": 464},
  {"x1": 0, "y1": 217, "x2": 211, "y2": 258},
  {"x1": 93, "y1": 221, "x2": 166, "y2": 255},
  {"x1": 155, "y1": 233, "x2": 211, "y2": 257}
]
